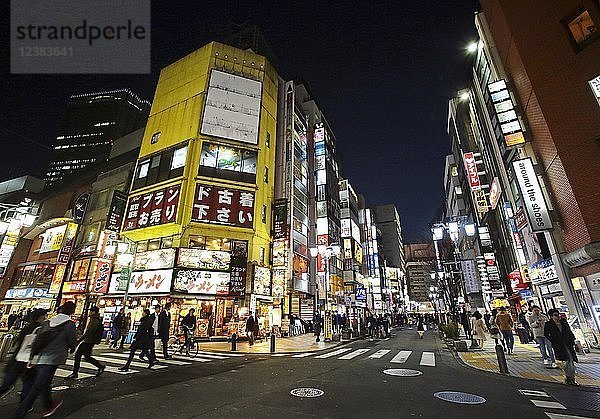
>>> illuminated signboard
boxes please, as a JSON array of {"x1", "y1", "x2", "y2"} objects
[
  {"x1": 272, "y1": 268, "x2": 286, "y2": 297},
  {"x1": 177, "y1": 248, "x2": 230, "y2": 271},
  {"x1": 341, "y1": 219, "x2": 351, "y2": 237},
  {"x1": 172, "y1": 269, "x2": 229, "y2": 295},
  {"x1": 463, "y1": 152, "x2": 481, "y2": 191},
  {"x1": 200, "y1": 70, "x2": 262, "y2": 145},
  {"x1": 123, "y1": 185, "x2": 180, "y2": 231},
  {"x1": 5, "y1": 287, "x2": 48, "y2": 299},
  {"x1": 473, "y1": 189, "x2": 489, "y2": 214},
  {"x1": 253, "y1": 265, "x2": 271, "y2": 296},
  {"x1": 127, "y1": 269, "x2": 173, "y2": 294},
  {"x1": 512, "y1": 158, "x2": 552, "y2": 232},
  {"x1": 106, "y1": 190, "x2": 128, "y2": 232},
  {"x1": 49, "y1": 264, "x2": 66, "y2": 294},
  {"x1": 57, "y1": 223, "x2": 78, "y2": 263},
  {"x1": 192, "y1": 183, "x2": 254, "y2": 228},
  {"x1": 488, "y1": 79, "x2": 526, "y2": 147},
  {"x1": 589, "y1": 75, "x2": 600, "y2": 107},
  {"x1": 62, "y1": 280, "x2": 87, "y2": 293},
  {"x1": 91, "y1": 260, "x2": 112, "y2": 294},
  {"x1": 133, "y1": 248, "x2": 176, "y2": 271},
  {"x1": 39, "y1": 224, "x2": 67, "y2": 253},
  {"x1": 488, "y1": 177, "x2": 501, "y2": 210}
]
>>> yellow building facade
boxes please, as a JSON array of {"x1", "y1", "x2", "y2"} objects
[{"x1": 116, "y1": 42, "x2": 279, "y2": 338}]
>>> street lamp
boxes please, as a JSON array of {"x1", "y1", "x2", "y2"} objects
[{"x1": 310, "y1": 243, "x2": 341, "y2": 342}]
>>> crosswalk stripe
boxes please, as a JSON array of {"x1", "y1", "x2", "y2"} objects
[
  {"x1": 390, "y1": 350, "x2": 412, "y2": 363},
  {"x1": 55, "y1": 368, "x2": 94, "y2": 380},
  {"x1": 197, "y1": 350, "x2": 243, "y2": 358},
  {"x1": 100, "y1": 352, "x2": 192, "y2": 366},
  {"x1": 271, "y1": 354, "x2": 288, "y2": 357},
  {"x1": 338, "y1": 349, "x2": 370, "y2": 360},
  {"x1": 530, "y1": 400, "x2": 566, "y2": 409},
  {"x1": 420, "y1": 352, "x2": 435, "y2": 367},
  {"x1": 171, "y1": 356, "x2": 213, "y2": 363},
  {"x1": 545, "y1": 413, "x2": 596, "y2": 419},
  {"x1": 519, "y1": 389, "x2": 550, "y2": 397},
  {"x1": 64, "y1": 359, "x2": 137, "y2": 375},
  {"x1": 90, "y1": 355, "x2": 168, "y2": 369},
  {"x1": 369, "y1": 350, "x2": 391, "y2": 359},
  {"x1": 314, "y1": 348, "x2": 353, "y2": 359},
  {"x1": 292, "y1": 353, "x2": 313, "y2": 358}
]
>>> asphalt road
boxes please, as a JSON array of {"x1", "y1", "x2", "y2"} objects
[{"x1": 1, "y1": 328, "x2": 598, "y2": 418}]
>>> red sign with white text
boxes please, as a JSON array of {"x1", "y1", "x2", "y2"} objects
[
  {"x1": 123, "y1": 185, "x2": 180, "y2": 231},
  {"x1": 463, "y1": 152, "x2": 481, "y2": 191},
  {"x1": 92, "y1": 260, "x2": 112, "y2": 294},
  {"x1": 192, "y1": 183, "x2": 254, "y2": 228}
]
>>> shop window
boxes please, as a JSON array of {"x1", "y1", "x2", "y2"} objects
[
  {"x1": 132, "y1": 143, "x2": 188, "y2": 190},
  {"x1": 189, "y1": 235, "x2": 231, "y2": 251},
  {"x1": 264, "y1": 166, "x2": 269, "y2": 183},
  {"x1": 161, "y1": 236, "x2": 174, "y2": 249},
  {"x1": 565, "y1": 9, "x2": 598, "y2": 50},
  {"x1": 261, "y1": 205, "x2": 267, "y2": 223},
  {"x1": 266, "y1": 132, "x2": 271, "y2": 148},
  {"x1": 199, "y1": 142, "x2": 257, "y2": 183},
  {"x1": 136, "y1": 240, "x2": 149, "y2": 253},
  {"x1": 188, "y1": 235, "x2": 206, "y2": 248}
]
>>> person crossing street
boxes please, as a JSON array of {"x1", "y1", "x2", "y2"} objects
[{"x1": 66, "y1": 306, "x2": 105, "y2": 379}]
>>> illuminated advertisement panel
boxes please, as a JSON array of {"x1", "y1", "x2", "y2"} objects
[
  {"x1": 200, "y1": 70, "x2": 262, "y2": 145},
  {"x1": 172, "y1": 269, "x2": 229, "y2": 295},
  {"x1": 177, "y1": 248, "x2": 230, "y2": 271},
  {"x1": 512, "y1": 158, "x2": 552, "y2": 232},
  {"x1": 192, "y1": 183, "x2": 254, "y2": 228},
  {"x1": 463, "y1": 152, "x2": 481, "y2": 191},
  {"x1": 39, "y1": 224, "x2": 68, "y2": 253}
]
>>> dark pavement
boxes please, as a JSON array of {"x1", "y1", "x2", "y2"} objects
[{"x1": 1, "y1": 327, "x2": 598, "y2": 418}]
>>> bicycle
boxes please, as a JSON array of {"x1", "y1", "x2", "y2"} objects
[{"x1": 167, "y1": 330, "x2": 199, "y2": 358}]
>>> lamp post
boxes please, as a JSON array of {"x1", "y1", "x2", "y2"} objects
[{"x1": 310, "y1": 243, "x2": 341, "y2": 342}]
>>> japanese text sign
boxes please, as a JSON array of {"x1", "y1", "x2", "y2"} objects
[
  {"x1": 123, "y1": 185, "x2": 180, "y2": 231},
  {"x1": 192, "y1": 183, "x2": 254, "y2": 228}
]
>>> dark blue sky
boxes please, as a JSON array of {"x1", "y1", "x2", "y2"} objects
[{"x1": 0, "y1": 1, "x2": 479, "y2": 243}]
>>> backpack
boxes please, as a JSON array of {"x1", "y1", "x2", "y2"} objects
[
  {"x1": 15, "y1": 326, "x2": 41, "y2": 362},
  {"x1": 30, "y1": 321, "x2": 67, "y2": 356}
]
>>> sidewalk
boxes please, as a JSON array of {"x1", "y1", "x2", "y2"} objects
[
  {"x1": 458, "y1": 337, "x2": 600, "y2": 387},
  {"x1": 198, "y1": 333, "x2": 348, "y2": 354}
]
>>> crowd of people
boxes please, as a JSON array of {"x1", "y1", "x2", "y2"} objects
[{"x1": 458, "y1": 305, "x2": 581, "y2": 386}]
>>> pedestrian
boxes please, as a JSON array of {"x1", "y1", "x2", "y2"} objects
[
  {"x1": 119, "y1": 309, "x2": 155, "y2": 371},
  {"x1": 157, "y1": 303, "x2": 172, "y2": 359},
  {"x1": 332, "y1": 312, "x2": 338, "y2": 334},
  {"x1": 483, "y1": 311, "x2": 491, "y2": 330},
  {"x1": 459, "y1": 309, "x2": 472, "y2": 339},
  {"x1": 383, "y1": 314, "x2": 390, "y2": 338},
  {"x1": 489, "y1": 309, "x2": 505, "y2": 350},
  {"x1": 7, "y1": 312, "x2": 18, "y2": 330},
  {"x1": 180, "y1": 308, "x2": 197, "y2": 354},
  {"x1": 149, "y1": 305, "x2": 161, "y2": 361},
  {"x1": 66, "y1": 306, "x2": 105, "y2": 379},
  {"x1": 120, "y1": 313, "x2": 131, "y2": 349},
  {"x1": 416, "y1": 315, "x2": 426, "y2": 338},
  {"x1": 519, "y1": 309, "x2": 532, "y2": 343},
  {"x1": 14, "y1": 301, "x2": 77, "y2": 419},
  {"x1": 471, "y1": 311, "x2": 487, "y2": 349},
  {"x1": 245, "y1": 314, "x2": 256, "y2": 345},
  {"x1": 313, "y1": 312, "x2": 322, "y2": 342},
  {"x1": 111, "y1": 308, "x2": 125, "y2": 349},
  {"x1": 544, "y1": 308, "x2": 579, "y2": 386},
  {"x1": 496, "y1": 307, "x2": 515, "y2": 354},
  {"x1": 0, "y1": 309, "x2": 47, "y2": 400},
  {"x1": 526, "y1": 305, "x2": 556, "y2": 368}
]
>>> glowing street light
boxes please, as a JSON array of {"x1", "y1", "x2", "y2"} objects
[{"x1": 467, "y1": 42, "x2": 478, "y2": 53}]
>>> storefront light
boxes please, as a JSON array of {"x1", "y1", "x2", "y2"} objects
[
  {"x1": 152, "y1": 299, "x2": 158, "y2": 306},
  {"x1": 99, "y1": 300, "x2": 106, "y2": 306},
  {"x1": 0, "y1": 221, "x2": 8, "y2": 235},
  {"x1": 115, "y1": 300, "x2": 121, "y2": 306},
  {"x1": 464, "y1": 223, "x2": 476, "y2": 237},
  {"x1": 117, "y1": 242, "x2": 129, "y2": 253}
]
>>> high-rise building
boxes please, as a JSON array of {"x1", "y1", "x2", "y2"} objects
[
  {"x1": 118, "y1": 42, "x2": 279, "y2": 338},
  {"x1": 45, "y1": 89, "x2": 150, "y2": 186},
  {"x1": 404, "y1": 243, "x2": 436, "y2": 303},
  {"x1": 373, "y1": 204, "x2": 405, "y2": 271}
]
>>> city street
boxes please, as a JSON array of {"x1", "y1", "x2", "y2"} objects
[{"x1": 1, "y1": 328, "x2": 598, "y2": 418}]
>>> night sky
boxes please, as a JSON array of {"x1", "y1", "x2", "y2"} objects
[{"x1": 0, "y1": 1, "x2": 479, "y2": 243}]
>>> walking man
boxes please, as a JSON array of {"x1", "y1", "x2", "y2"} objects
[
  {"x1": 111, "y1": 308, "x2": 125, "y2": 349},
  {"x1": 157, "y1": 303, "x2": 172, "y2": 359},
  {"x1": 14, "y1": 302, "x2": 78, "y2": 419},
  {"x1": 246, "y1": 314, "x2": 256, "y2": 345},
  {"x1": 66, "y1": 306, "x2": 105, "y2": 379},
  {"x1": 496, "y1": 307, "x2": 515, "y2": 354},
  {"x1": 527, "y1": 305, "x2": 556, "y2": 367}
]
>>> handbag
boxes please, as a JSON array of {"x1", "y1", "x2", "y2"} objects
[
  {"x1": 15, "y1": 327, "x2": 41, "y2": 363},
  {"x1": 489, "y1": 327, "x2": 500, "y2": 335}
]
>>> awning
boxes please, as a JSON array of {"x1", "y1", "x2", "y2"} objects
[{"x1": 23, "y1": 217, "x2": 72, "y2": 240}]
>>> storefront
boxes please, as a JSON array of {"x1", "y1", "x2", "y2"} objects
[{"x1": 0, "y1": 287, "x2": 53, "y2": 328}]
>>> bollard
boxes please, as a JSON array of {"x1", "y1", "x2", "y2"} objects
[
  {"x1": 270, "y1": 334, "x2": 276, "y2": 353},
  {"x1": 231, "y1": 333, "x2": 237, "y2": 352},
  {"x1": 495, "y1": 344, "x2": 509, "y2": 374}
]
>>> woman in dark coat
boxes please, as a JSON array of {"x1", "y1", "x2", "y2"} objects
[
  {"x1": 544, "y1": 308, "x2": 578, "y2": 385},
  {"x1": 119, "y1": 309, "x2": 156, "y2": 371}
]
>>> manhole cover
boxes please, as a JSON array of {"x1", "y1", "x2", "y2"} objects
[
  {"x1": 52, "y1": 385, "x2": 70, "y2": 391},
  {"x1": 383, "y1": 368, "x2": 423, "y2": 377},
  {"x1": 434, "y1": 391, "x2": 486, "y2": 404},
  {"x1": 290, "y1": 387, "x2": 324, "y2": 398}
]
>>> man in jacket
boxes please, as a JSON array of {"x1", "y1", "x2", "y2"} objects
[
  {"x1": 157, "y1": 303, "x2": 172, "y2": 359},
  {"x1": 66, "y1": 306, "x2": 105, "y2": 379},
  {"x1": 111, "y1": 308, "x2": 125, "y2": 349},
  {"x1": 14, "y1": 301, "x2": 77, "y2": 419},
  {"x1": 245, "y1": 314, "x2": 256, "y2": 345},
  {"x1": 495, "y1": 307, "x2": 515, "y2": 354},
  {"x1": 526, "y1": 305, "x2": 556, "y2": 367},
  {"x1": 119, "y1": 309, "x2": 156, "y2": 371},
  {"x1": 544, "y1": 308, "x2": 579, "y2": 386},
  {"x1": 0, "y1": 309, "x2": 47, "y2": 400}
]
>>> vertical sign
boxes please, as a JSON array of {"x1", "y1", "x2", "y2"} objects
[
  {"x1": 512, "y1": 158, "x2": 552, "y2": 232},
  {"x1": 106, "y1": 190, "x2": 128, "y2": 232},
  {"x1": 463, "y1": 152, "x2": 481, "y2": 191}
]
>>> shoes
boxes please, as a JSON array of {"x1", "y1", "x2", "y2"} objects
[
  {"x1": 543, "y1": 359, "x2": 550, "y2": 365},
  {"x1": 42, "y1": 400, "x2": 63, "y2": 417},
  {"x1": 139, "y1": 355, "x2": 146, "y2": 361},
  {"x1": 147, "y1": 362, "x2": 155, "y2": 369},
  {"x1": 565, "y1": 378, "x2": 580, "y2": 386},
  {"x1": 64, "y1": 373, "x2": 78, "y2": 380},
  {"x1": 118, "y1": 366, "x2": 129, "y2": 372},
  {"x1": 96, "y1": 365, "x2": 105, "y2": 377}
]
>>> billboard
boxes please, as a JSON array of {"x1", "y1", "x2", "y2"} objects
[
  {"x1": 106, "y1": 190, "x2": 128, "y2": 232},
  {"x1": 127, "y1": 269, "x2": 173, "y2": 294},
  {"x1": 123, "y1": 185, "x2": 180, "y2": 231},
  {"x1": 172, "y1": 269, "x2": 229, "y2": 295},
  {"x1": 192, "y1": 183, "x2": 254, "y2": 228},
  {"x1": 512, "y1": 158, "x2": 552, "y2": 232},
  {"x1": 463, "y1": 152, "x2": 481, "y2": 191},
  {"x1": 253, "y1": 265, "x2": 271, "y2": 296},
  {"x1": 177, "y1": 248, "x2": 230, "y2": 271},
  {"x1": 488, "y1": 79, "x2": 526, "y2": 147},
  {"x1": 133, "y1": 248, "x2": 176, "y2": 271},
  {"x1": 200, "y1": 70, "x2": 262, "y2": 144},
  {"x1": 39, "y1": 224, "x2": 67, "y2": 253}
]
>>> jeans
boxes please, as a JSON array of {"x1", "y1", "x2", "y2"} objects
[
  {"x1": 14, "y1": 364, "x2": 58, "y2": 419},
  {"x1": 73, "y1": 342, "x2": 103, "y2": 373},
  {"x1": 563, "y1": 345, "x2": 576, "y2": 379},
  {"x1": 0, "y1": 361, "x2": 26, "y2": 396},
  {"x1": 535, "y1": 336, "x2": 555, "y2": 362},
  {"x1": 501, "y1": 330, "x2": 514, "y2": 351},
  {"x1": 111, "y1": 328, "x2": 121, "y2": 347}
]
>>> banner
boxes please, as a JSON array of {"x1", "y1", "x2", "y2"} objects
[
  {"x1": 512, "y1": 158, "x2": 552, "y2": 232},
  {"x1": 106, "y1": 190, "x2": 128, "y2": 232},
  {"x1": 463, "y1": 152, "x2": 481, "y2": 191},
  {"x1": 91, "y1": 260, "x2": 112, "y2": 294}
]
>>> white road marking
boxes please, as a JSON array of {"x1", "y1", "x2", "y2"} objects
[
  {"x1": 271, "y1": 354, "x2": 288, "y2": 357},
  {"x1": 101, "y1": 352, "x2": 192, "y2": 366},
  {"x1": 390, "y1": 350, "x2": 412, "y2": 364},
  {"x1": 420, "y1": 352, "x2": 435, "y2": 367},
  {"x1": 55, "y1": 368, "x2": 94, "y2": 380},
  {"x1": 530, "y1": 400, "x2": 566, "y2": 409},
  {"x1": 91, "y1": 355, "x2": 168, "y2": 369},
  {"x1": 292, "y1": 353, "x2": 313, "y2": 358},
  {"x1": 64, "y1": 359, "x2": 137, "y2": 375},
  {"x1": 314, "y1": 348, "x2": 353, "y2": 359},
  {"x1": 545, "y1": 413, "x2": 596, "y2": 419},
  {"x1": 519, "y1": 389, "x2": 550, "y2": 397},
  {"x1": 338, "y1": 349, "x2": 370, "y2": 360},
  {"x1": 197, "y1": 350, "x2": 243, "y2": 357},
  {"x1": 369, "y1": 350, "x2": 391, "y2": 359}
]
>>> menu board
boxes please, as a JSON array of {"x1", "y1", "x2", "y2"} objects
[
  {"x1": 133, "y1": 248, "x2": 176, "y2": 271},
  {"x1": 172, "y1": 269, "x2": 229, "y2": 295},
  {"x1": 177, "y1": 248, "x2": 230, "y2": 271}
]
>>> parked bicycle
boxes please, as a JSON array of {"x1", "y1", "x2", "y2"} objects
[{"x1": 167, "y1": 327, "x2": 198, "y2": 357}]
